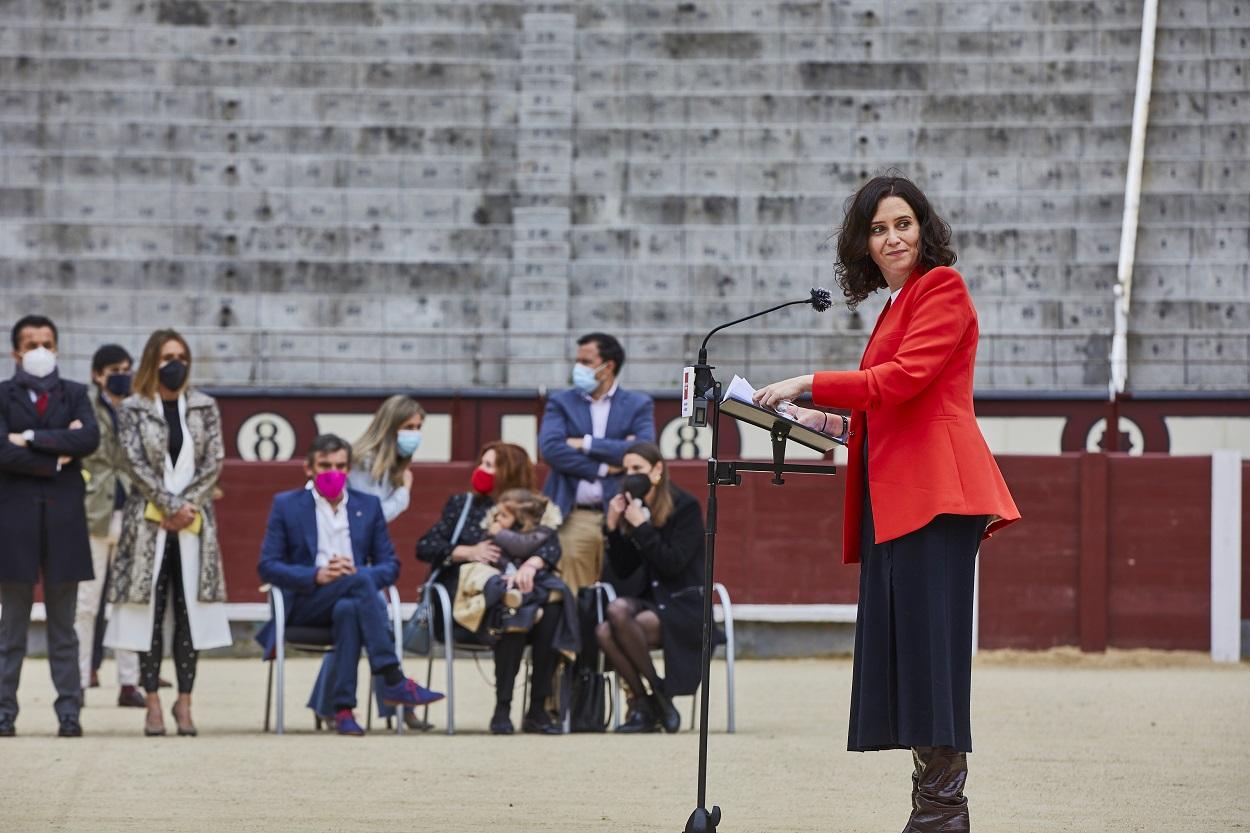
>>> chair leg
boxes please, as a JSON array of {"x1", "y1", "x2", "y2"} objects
[
  {"x1": 275, "y1": 643, "x2": 285, "y2": 735},
  {"x1": 264, "y1": 660, "x2": 273, "y2": 733},
  {"x1": 522, "y1": 653, "x2": 531, "y2": 714},
  {"x1": 365, "y1": 668, "x2": 373, "y2": 731},
  {"x1": 611, "y1": 671, "x2": 622, "y2": 730},
  {"x1": 423, "y1": 651, "x2": 435, "y2": 728},
  {"x1": 689, "y1": 693, "x2": 697, "y2": 732}
]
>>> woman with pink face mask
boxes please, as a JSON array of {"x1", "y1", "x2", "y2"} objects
[{"x1": 417, "y1": 441, "x2": 568, "y2": 735}]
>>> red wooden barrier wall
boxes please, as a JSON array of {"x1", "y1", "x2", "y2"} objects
[{"x1": 212, "y1": 453, "x2": 1242, "y2": 651}]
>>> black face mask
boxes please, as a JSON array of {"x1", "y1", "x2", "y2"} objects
[
  {"x1": 104, "y1": 372, "x2": 132, "y2": 397},
  {"x1": 158, "y1": 360, "x2": 188, "y2": 391},
  {"x1": 621, "y1": 473, "x2": 652, "y2": 501}
]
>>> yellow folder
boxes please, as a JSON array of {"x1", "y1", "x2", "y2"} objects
[{"x1": 144, "y1": 501, "x2": 202, "y2": 535}]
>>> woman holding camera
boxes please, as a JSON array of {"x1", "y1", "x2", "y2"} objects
[{"x1": 599, "y1": 441, "x2": 704, "y2": 734}]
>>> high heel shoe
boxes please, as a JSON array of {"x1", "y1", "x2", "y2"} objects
[
  {"x1": 649, "y1": 688, "x2": 681, "y2": 734},
  {"x1": 171, "y1": 703, "x2": 197, "y2": 737},
  {"x1": 144, "y1": 711, "x2": 166, "y2": 737}
]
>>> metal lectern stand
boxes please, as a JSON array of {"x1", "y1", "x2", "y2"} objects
[{"x1": 682, "y1": 364, "x2": 842, "y2": 833}]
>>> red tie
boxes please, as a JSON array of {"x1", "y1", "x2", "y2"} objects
[{"x1": 35, "y1": 392, "x2": 48, "y2": 417}]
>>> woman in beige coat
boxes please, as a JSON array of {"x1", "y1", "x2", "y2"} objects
[{"x1": 105, "y1": 329, "x2": 230, "y2": 737}]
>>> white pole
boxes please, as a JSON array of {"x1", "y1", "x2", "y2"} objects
[
  {"x1": 1109, "y1": 0, "x2": 1159, "y2": 398},
  {"x1": 1211, "y1": 450, "x2": 1243, "y2": 663}
]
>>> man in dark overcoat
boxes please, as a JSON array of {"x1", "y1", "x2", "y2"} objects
[{"x1": 0, "y1": 315, "x2": 99, "y2": 737}]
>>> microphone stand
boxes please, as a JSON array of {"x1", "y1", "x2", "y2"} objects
[{"x1": 683, "y1": 290, "x2": 836, "y2": 833}]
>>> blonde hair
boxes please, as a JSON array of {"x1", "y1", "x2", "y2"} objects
[
  {"x1": 495, "y1": 488, "x2": 549, "y2": 533},
  {"x1": 353, "y1": 395, "x2": 426, "y2": 487},
  {"x1": 133, "y1": 329, "x2": 191, "y2": 399}
]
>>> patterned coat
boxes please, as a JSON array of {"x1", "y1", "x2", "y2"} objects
[{"x1": 108, "y1": 389, "x2": 226, "y2": 605}]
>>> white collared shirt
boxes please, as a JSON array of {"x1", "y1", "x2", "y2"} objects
[
  {"x1": 308, "y1": 482, "x2": 353, "y2": 568},
  {"x1": 574, "y1": 381, "x2": 619, "y2": 508},
  {"x1": 889, "y1": 286, "x2": 902, "y2": 305}
]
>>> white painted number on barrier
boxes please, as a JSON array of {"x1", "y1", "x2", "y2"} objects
[{"x1": 237, "y1": 412, "x2": 297, "y2": 461}]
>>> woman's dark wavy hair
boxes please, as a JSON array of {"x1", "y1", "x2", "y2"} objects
[{"x1": 834, "y1": 173, "x2": 957, "y2": 309}]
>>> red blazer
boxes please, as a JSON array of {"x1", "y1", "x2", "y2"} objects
[{"x1": 812, "y1": 266, "x2": 1020, "y2": 565}]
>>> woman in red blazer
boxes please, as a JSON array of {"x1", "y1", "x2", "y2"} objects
[{"x1": 757, "y1": 174, "x2": 1019, "y2": 833}]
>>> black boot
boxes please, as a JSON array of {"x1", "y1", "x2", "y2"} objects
[
  {"x1": 614, "y1": 699, "x2": 659, "y2": 733},
  {"x1": 649, "y1": 684, "x2": 681, "y2": 734},
  {"x1": 490, "y1": 703, "x2": 514, "y2": 735},
  {"x1": 902, "y1": 747, "x2": 969, "y2": 833}
]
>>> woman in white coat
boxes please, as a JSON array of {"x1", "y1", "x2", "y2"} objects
[{"x1": 105, "y1": 329, "x2": 230, "y2": 737}]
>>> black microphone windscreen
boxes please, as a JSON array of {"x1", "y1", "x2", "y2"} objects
[{"x1": 810, "y1": 287, "x2": 832, "y2": 312}]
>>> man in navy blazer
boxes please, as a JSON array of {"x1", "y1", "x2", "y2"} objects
[
  {"x1": 0, "y1": 315, "x2": 100, "y2": 739},
  {"x1": 257, "y1": 434, "x2": 442, "y2": 735},
  {"x1": 538, "y1": 333, "x2": 655, "y2": 596}
]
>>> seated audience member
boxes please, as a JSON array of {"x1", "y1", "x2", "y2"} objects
[
  {"x1": 308, "y1": 394, "x2": 423, "y2": 726},
  {"x1": 348, "y1": 395, "x2": 425, "y2": 523},
  {"x1": 599, "y1": 442, "x2": 705, "y2": 734},
  {"x1": 453, "y1": 488, "x2": 566, "y2": 642},
  {"x1": 257, "y1": 434, "x2": 443, "y2": 736},
  {"x1": 417, "y1": 442, "x2": 576, "y2": 736}
]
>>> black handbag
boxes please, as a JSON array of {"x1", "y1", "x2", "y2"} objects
[
  {"x1": 570, "y1": 666, "x2": 612, "y2": 732},
  {"x1": 403, "y1": 493, "x2": 473, "y2": 655},
  {"x1": 569, "y1": 585, "x2": 613, "y2": 732}
]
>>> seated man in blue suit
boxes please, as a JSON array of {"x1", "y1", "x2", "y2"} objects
[
  {"x1": 539, "y1": 332, "x2": 655, "y2": 598},
  {"x1": 257, "y1": 434, "x2": 442, "y2": 735}
]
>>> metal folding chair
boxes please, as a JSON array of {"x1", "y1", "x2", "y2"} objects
[
  {"x1": 600, "y1": 581, "x2": 737, "y2": 734},
  {"x1": 262, "y1": 584, "x2": 404, "y2": 735}
]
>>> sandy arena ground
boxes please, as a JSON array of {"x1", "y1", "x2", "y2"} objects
[{"x1": 1, "y1": 653, "x2": 1247, "y2": 832}]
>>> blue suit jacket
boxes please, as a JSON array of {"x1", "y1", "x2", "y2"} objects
[
  {"x1": 539, "y1": 386, "x2": 656, "y2": 518},
  {"x1": 255, "y1": 487, "x2": 399, "y2": 656}
]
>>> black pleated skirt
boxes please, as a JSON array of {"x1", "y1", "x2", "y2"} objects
[{"x1": 848, "y1": 441, "x2": 986, "y2": 753}]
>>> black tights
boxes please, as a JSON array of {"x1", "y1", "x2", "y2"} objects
[
  {"x1": 493, "y1": 602, "x2": 561, "y2": 715},
  {"x1": 595, "y1": 597, "x2": 663, "y2": 702},
  {"x1": 140, "y1": 539, "x2": 197, "y2": 694}
]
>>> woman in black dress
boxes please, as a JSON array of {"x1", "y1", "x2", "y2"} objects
[{"x1": 599, "y1": 441, "x2": 704, "y2": 734}]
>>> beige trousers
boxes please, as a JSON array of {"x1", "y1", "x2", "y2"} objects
[
  {"x1": 75, "y1": 513, "x2": 139, "y2": 687},
  {"x1": 556, "y1": 509, "x2": 605, "y2": 599}
]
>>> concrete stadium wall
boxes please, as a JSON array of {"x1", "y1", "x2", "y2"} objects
[{"x1": 0, "y1": 0, "x2": 1248, "y2": 392}]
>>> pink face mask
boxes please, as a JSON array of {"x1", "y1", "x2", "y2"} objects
[{"x1": 313, "y1": 470, "x2": 348, "y2": 501}]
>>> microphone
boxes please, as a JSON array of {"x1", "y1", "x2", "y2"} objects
[
  {"x1": 697, "y1": 287, "x2": 833, "y2": 366},
  {"x1": 809, "y1": 286, "x2": 832, "y2": 312}
]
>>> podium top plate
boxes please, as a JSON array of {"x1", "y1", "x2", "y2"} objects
[{"x1": 719, "y1": 397, "x2": 845, "y2": 454}]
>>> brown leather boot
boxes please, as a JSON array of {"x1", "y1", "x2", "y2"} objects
[
  {"x1": 910, "y1": 747, "x2": 924, "y2": 811},
  {"x1": 902, "y1": 746, "x2": 969, "y2": 833}
]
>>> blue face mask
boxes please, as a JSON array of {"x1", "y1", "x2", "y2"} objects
[
  {"x1": 396, "y1": 430, "x2": 422, "y2": 457},
  {"x1": 572, "y1": 363, "x2": 603, "y2": 395}
]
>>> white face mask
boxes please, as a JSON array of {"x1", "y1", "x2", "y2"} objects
[{"x1": 21, "y1": 346, "x2": 57, "y2": 378}]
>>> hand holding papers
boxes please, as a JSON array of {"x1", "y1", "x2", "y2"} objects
[
  {"x1": 723, "y1": 375, "x2": 800, "y2": 422},
  {"x1": 719, "y1": 374, "x2": 844, "y2": 453}
]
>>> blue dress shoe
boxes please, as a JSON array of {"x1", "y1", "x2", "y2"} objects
[
  {"x1": 379, "y1": 678, "x2": 444, "y2": 708},
  {"x1": 0, "y1": 716, "x2": 14, "y2": 737},
  {"x1": 334, "y1": 709, "x2": 365, "y2": 736}
]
